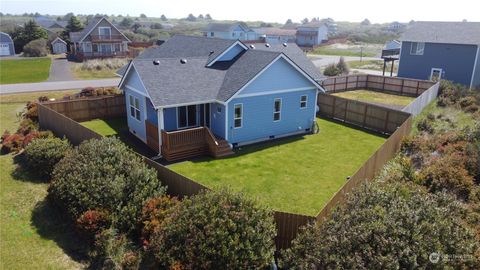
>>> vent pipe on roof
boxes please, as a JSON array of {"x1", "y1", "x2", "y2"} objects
[
  {"x1": 209, "y1": 50, "x2": 214, "y2": 55},
  {"x1": 180, "y1": 59, "x2": 187, "y2": 64},
  {"x1": 153, "y1": 60, "x2": 160, "y2": 65},
  {"x1": 282, "y1": 43, "x2": 288, "y2": 47},
  {"x1": 265, "y1": 43, "x2": 271, "y2": 48},
  {"x1": 249, "y1": 44, "x2": 255, "y2": 49}
]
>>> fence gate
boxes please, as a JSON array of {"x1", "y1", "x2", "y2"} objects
[{"x1": 145, "y1": 121, "x2": 159, "y2": 153}]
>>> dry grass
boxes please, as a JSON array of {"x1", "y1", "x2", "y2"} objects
[{"x1": 72, "y1": 58, "x2": 128, "y2": 79}]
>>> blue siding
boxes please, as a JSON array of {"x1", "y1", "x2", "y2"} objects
[
  {"x1": 472, "y1": 46, "x2": 480, "y2": 88},
  {"x1": 217, "y1": 43, "x2": 245, "y2": 61},
  {"x1": 124, "y1": 88, "x2": 147, "y2": 142},
  {"x1": 123, "y1": 66, "x2": 148, "y2": 95},
  {"x1": 146, "y1": 99, "x2": 158, "y2": 125},
  {"x1": 398, "y1": 42, "x2": 477, "y2": 86},
  {"x1": 227, "y1": 89, "x2": 316, "y2": 144},
  {"x1": 163, "y1": 107, "x2": 177, "y2": 131},
  {"x1": 210, "y1": 103, "x2": 226, "y2": 139},
  {"x1": 239, "y1": 57, "x2": 314, "y2": 95}
]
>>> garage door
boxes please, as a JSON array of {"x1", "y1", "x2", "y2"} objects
[{"x1": 0, "y1": 43, "x2": 10, "y2": 56}]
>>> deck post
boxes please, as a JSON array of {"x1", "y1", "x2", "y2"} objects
[{"x1": 157, "y1": 108, "x2": 164, "y2": 153}]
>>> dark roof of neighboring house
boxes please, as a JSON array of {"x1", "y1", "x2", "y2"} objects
[
  {"x1": 122, "y1": 35, "x2": 322, "y2": 107},
  {"x1": 203, "y1": 23, "x2": 250, "y2": 32},
  {"x1": 0, "y1": 32, "x2": 14, "y2": 43},
  {"x1": 400, "y1": 21, "x2": 480, "y2": 45},
  {"x1": 70, "y1": 16, "x2": 130, "y2": 43},
  {"x1": 254, "y1": 27, "x2": 297, "y2": 36},
  {"x1": 298, "y1": 22, "x2": 326, "y2": 28},
  {"x1": 51, "y1": 37, "x2": 67, "y2": 45}
]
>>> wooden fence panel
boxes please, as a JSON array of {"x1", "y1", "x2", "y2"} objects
[
  {"x1": 274, "y1": 212, "x2": 315, "y2": 250},
  {"x1": 402, "y1": 82, "x2": 440, "y2": 116}
]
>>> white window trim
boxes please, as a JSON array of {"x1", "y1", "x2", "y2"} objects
[
  {"x1": 129, "y1": 95, "x2": 141, "y2": 122},
  {"x1": 233, "y1": 103, "x2": 243, "y2": 129},
  {"x1": 300, "y1": 95, "x2": 308, "y2": 109},
  {"x1": 410, "y1": 42, "x2": 424, "y2": 55},
  {"x1": 98, "y1": 26, "x2": 112, "y2": 37},
  {"x1": 176, "y1": 105, "x2": 198, "y2": 130},
  {"x1": 273, "y1": 98, "x2": 282, "y2": 122}
]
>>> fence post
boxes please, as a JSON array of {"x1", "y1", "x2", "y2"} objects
[
  {"x1": 384, "y1": 110, "x2": 390, "y2": 132},
  {"x1": 362, "y1": 103, "x2": 368, "y2": 128},
  {"x1": 333, "y1": 77, "x2": 337, "y2": 92},
  {"x1": 331, "y1": 95, "x2": 336, "y2": 118},
  {"x1": 416, "y1": 81, "x2": 420, "y2": 95},
  {"x1": 400, "y1": 79, "x2": 404, "y2": 95},
  {"x1": 345, "y1": 75, "x2": 349, "y2": 91}
]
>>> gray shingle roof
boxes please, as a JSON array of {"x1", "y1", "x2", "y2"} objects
[
  {"x1": 400, "y1": 21, "x2": 480, "y2": 45},
  {"x1": 203, "y1": 23, "x2": 245, "y2": 32},
  {"x1": 0, "y1": 32, "x2": 13, "y2": 43},
  {"x1": 124, "y1": 35, "x2": 322, "y2": 107},
  {"x1": 70, "y1": 16, "x2": 103, "y2": 42}
]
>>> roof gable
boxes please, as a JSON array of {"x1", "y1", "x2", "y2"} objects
[
  {"x1": 71, "y1": 17, "x2": 131, "y2": 43},
  {"x1": 400, "y1": 21, "x2": 480, "y2": 45}
]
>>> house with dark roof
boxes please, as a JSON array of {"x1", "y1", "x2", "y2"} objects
[
  {"x1": 51, "y1": 37, "x2": 67, "y2": 54},
  {"x1": 0, "y1": 32, "x2": 15, "y2": 56},
  {"x1": 202, "y1": 23, "x2": 258, "y2": 41},
  {"x1": 253, "y1": 27, "x2": 297, "y2": 44},
  {"x1": 296, "y1": 22, "x2": 328, "y2": 47},
  {"x1": 398, "y1": 21, "x2": 480, "y2": 88},
  {"x1": 69, "y1": 16, "x2": 131, "y2": 61},
  {"x1": 118, "y1": 35, "x2": 325, "y2": 161}
]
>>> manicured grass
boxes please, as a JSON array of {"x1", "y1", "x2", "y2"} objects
[
  {"x1": 0, "y1": 91, "x2": 86, "y2": 269},
  {"x1": 310, "y1": 43, "x2": 381, "y2": 57},
  {"x1": 347, "y1": 60, "x2": 398, "y2": 73},
  {"x1": 169, "y1": 118, "x2": 386, "y2": 216},
  {"x1": 332, "y1": 90, "x2": 415, "y2": 107},
  {"x1": 71, "y1": 66, "x2": 119, "y2": 79},
  {"x1": 0, "y1": 58, "x2": 52, "y2": 84}
]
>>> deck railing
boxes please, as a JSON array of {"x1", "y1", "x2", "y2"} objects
[{"x1": 90, "y1": 34, "x2": 125, "y2": 42}]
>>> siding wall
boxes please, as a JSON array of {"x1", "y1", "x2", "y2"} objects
[
  {"x1": 146, "y1": 99, "x2": 158, "y2": 125},
  {"x1": 122, "y1": 66, "x2": 149, "y2": 141},
  {"x1": 163, "y1": 107, "x2": 177, "y2": 131},
  {"x1": 472, "y1": 45, "x2": 480, "y2": 88},
  {"x1": 398, "y1": 41, "x2": 477, "y2": 86},
  {"x1": 82, "y1": 19, "x2": 128, "y2": 42},
  {"x1": 210, "y1": 103, "x2": 226, "y2": 139}
]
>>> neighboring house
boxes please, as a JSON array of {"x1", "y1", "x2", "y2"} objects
[
  {"x1": 0, "y1": 32, "x2": 15, "y2": 56},
  {"x1": 398, "y1": 21, "x2": 480, "y2": 88},
  {"x1": 388, "y1": 21, "x2": 406, "y2": 30},
  {"x1": 253, "y1": 28, "x2": 296, "y2": 44},
  {"x1": 118, "y1": 35, "x2": 325, "y2": 160},
  {"x1": 69, "y1": 16, "x2": 131, "y2": 61},
  {"x1": 51, "y1": 37, "x2": 67, "y2": 54},
  {"x1": 202, "y1": 23, "x2": 258, "y2": 41},
  {"x1": 34, "y1": 16, "x2": 67, "y2": 37},
  {"x1": 296, "y1": 22, "x2": 328, "y2": 47}
]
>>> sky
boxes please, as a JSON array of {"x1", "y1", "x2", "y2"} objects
[{"x1": 1, "y1": 0, "x2": 479, "y2": 23}]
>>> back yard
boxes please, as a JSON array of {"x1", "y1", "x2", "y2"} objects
[
  {"x1": 169, "y1": 118, "x2": 386, "y2": 216},
  {"x1": 0, "y1": 58, "x2": 52, "y2": 84},
  {"x1": 311, "y1": 43, "x2": 382, "y2": 57},
  {"x1": 332, "y1": 89, "x2": 415, "y2": 108}
]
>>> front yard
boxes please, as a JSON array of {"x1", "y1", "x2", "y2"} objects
[
  {"x1": 169, "y1": 118, "x2": 386, "y2": 216},
  {"x1": 0, "y1": 58, "x2": 52, "y2": 84}
]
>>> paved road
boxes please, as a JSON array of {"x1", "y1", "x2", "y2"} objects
[
  {"x1": 0, "y1": 78, "x2": 121, "y2": 95},
  {"x1": 308, "y1": 54, "x2": 382, "y2": 68},
  {"x1": 48, "y1": 57, "x2": 75, "y2": 81}
]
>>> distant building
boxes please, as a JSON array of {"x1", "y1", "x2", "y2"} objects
[
  {"x1": 388, "y1": 21, "x2": 406, "y2": 30},
  {"x1": 296, "y1": 22, "x2": 328, "y2": 47},
  {"x1": 0, "y1": 32, "x2": 15, "y2": 56},
  {"x1": 253, "y1": 28, "x2": 296, "y2": 44},
  {"x1": 51, "y1": 37, "x2": 67, "y2": 54},
  {"x1": 321, "y1": 18, "x2": 338, "y2": 36},
  {"x1": 202, "y1": 23, "x2": 258, "y2": 41},
  {"x1": 398, "y1": 21, "x2": 480, "y2": 88},
  {"x1": 34, "y1": 16, "x2": 68, "y2": 35}
]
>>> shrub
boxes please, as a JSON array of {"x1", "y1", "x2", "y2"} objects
[
  {"x1": 150, "y1": 189, "x2": 276, "y2": 269},
  {"x1": 22, "y1": 38, "x2": 48, "y2": 57},
  {"x1": 23, "y1": 102, "x2": 38, "y2": 121},
  {"x1": 323, "y1": 63, "x2": 341, "y2": 76},
  {"x1": 416, "y1": 118, "x2": 434, "y2": 134},
  {"x1": 49, "y1": 137, "x2": 164, "y2": 233},
  {"x1": 80, "y1": 58, "x2": 128, "y2": 71},
  {"x1": 76, "y1": 209, "x2": 111, "y2": 240},
  {"x1": 281, "y1": 183, "x2": 480, "y2": 269},
  {"x1": 25, "y1": 137, "x2": 71, "y2": 178},
  {"x1": 17, "y1": 118, "x2": 38, "y2": 136},
  {"x1": 336, "y1": 56, "x2": 349, "y2": 74},
  {"x1": 91, "y1": 228, "x2": 140, "y2": 270},
  {"x1": 459, "y1": 96, "x2": 477, "y2": 109},
  {"x1": 1, "y1": 133, "x2": 24, "y2": 153},
  {"x1": 139, "y1": 196, "x2": 179, "y2": 247}
]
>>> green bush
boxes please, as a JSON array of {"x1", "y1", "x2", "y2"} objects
[
  {"x1": 150, "y1": 189, "x2": 276, "y2": 269},
  {"x1": 25, "y1": 137, "x2": 71, "y2": 178},
  {"x1": 22, "y1": 38, "x2": 48, "y2": 57},
  {"x1": 281, "y1": 183, "x2": 480, "y2": 269},
  {"x1": 139, "y1": 196, "x2": 179, "y2": 247},
  {"x1": 416, "y1": 118, "x2": 434, "y2": 134},
  {"x1": 323, "y1": 63, "x2": 341, "y2": 76},
  {"x1": 49, "y1": 137, "x2": 165, "y2": 233},
  {"x1": 336, "y1": 56, "x2": 349, "y2": 74}
]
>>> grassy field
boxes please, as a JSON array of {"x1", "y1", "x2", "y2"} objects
[
  {"x1": 347, "y1": 60, "x2": 398, "y2": 73},
  {"x1": 169, "y1": 118, "x2": 386, "y2": 216},
  {"x1": 71, "y1": 67, "x2": 119, "y2": 79},
  {"x1": 0, "y1": 58, "x2": 52, "y2": 84},
  {"x1": 332, "y1": 90, "x2": 415, "y2": 107},
  {"x1": 311, "y1": 43, "x2": 382, "y2": 57},
  {"x1": 0, "y1": 91, "x2": 85, "y2": 269},
  {"x1": 71, "y1": 59, "x2": 127, "y2": 80}
]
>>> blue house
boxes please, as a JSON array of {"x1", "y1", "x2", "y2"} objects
[
  {"x1": 118, "y1": 35, "x2": 325, "y2": 161},
  {"x1": 398, "y1": 21, "x2": 480, "y2": 88},
  {"x1": 202, "y1": 23, "x2": 258, "y2": 41},
  {"x1": 296, "y1": 22, "x2": 328, "y2": 47},
  {"x1": 0, "y1": 32, "x2": 15, "y2": 56}
]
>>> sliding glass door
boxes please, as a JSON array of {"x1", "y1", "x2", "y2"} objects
[{"x1": 177, "y1": 105, "x2": 198, "y2": 129}]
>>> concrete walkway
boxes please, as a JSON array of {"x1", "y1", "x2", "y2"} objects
[
  {"x1": 48, "y1": 57, "x2": 75, "y2": 81},
  {"x1": 0, "y1": 78, "x2": 120, "y2": 95}
]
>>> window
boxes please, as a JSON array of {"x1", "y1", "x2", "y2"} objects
[
  {"x1": 232, "y1": 32, "x2": 236, "y2": 37},
  {"x1": 177, "y1": 105, "x2": 197, "y2": 129},
  {"x1": 217, "y1": 107, "x2": 222, "y2": 113},
  {"x1": 300, "y1": 95, "x2": 307, "y2": 108},
  {"x1": 210, "y1": 32, "x2": 214, "y2": 37},
  {"x1": 410, "y1": 42, "x2": 425, "y2": 55},
  {"x1": 98, "y1": 27, "x2": 111, "y2": 37},
  {"x1": 234, "y1": 104, "x2": 242, "y2": 128},
  {"x1": 129, "y1": 95, "x2": 141, "y2": 121},
  {"x1": 273, "y1": 98, "x2": 281, "y2": 121}
]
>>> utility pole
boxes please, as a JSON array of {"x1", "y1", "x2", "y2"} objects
[{"x1": 360, "y1": 47, "x2": 363, "y2": 62}]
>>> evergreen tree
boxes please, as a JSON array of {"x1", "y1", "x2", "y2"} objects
[
  {"x1": 61, "y1": 16, "x2": 83, "y2": 43},
  {"x1": 12, "y1": 20, "x2": 48, "y2": 53},
  {"x1": 205, "y1": 14, "x2": 212, "y2": 20},
  {"x1": 160, "y1": 14, "x2": 167, "y2": 21},
  {"x1": 285, "y1": 19, "x2": 293, "y2": 25}
]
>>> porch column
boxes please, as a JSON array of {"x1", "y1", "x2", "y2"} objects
[{"x1": 157, "y1": 108, "x2": 164, "y2": 154}]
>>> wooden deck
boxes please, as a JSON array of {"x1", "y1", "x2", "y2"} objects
[{"x1": 161, "y1": 127, "x2": 234, "y2": 162}]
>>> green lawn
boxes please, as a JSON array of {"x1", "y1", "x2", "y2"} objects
[
  {"x1": 332, "y1": 90, "x2": 415, "y2": 107},
  {"x1": 0, "y1": 58, "x2": 52, "y2": 84},
  {"x1": 169, "y1": 118, "x2": 386, "y2": 216},
  {"x1": 0, "y1": 91, "x2": 85, "y2": 269},
  {"x1": 310, "y1": 43, "x2": 382, "y2": 57}
]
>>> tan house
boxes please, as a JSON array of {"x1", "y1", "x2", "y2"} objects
[{"x1": 70, "y1": 16, "x2": 131, "y2": 61}]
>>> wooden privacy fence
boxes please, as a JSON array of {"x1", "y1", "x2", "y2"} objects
[
  {"x1": 41, "y1": 95, "x2": 126, "y2": 122},
  {"x1": 402, "y1": 82, "x2": 440, "y2": 115},
  {"x1": 317, "y1": 93, "x2": 411, "y2": 134},
  {"x1": 321, "y1": 74, "x2": 435, "y2": 97},
  {"x1": 316, "y1": 116, "x2": 412, "y2": 222},
  {"x1": 38, "y1": 104, "x2": 102, "y2": 145}
]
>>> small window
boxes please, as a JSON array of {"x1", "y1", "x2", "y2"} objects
[
  {"x1": 129, "y1": 95, "x2": 141, "y2": 121},
  {"x1": 217, "y1": 107, "x2": 222, "y2": 113},
  {"x1": 410, "y1": 42, "x2": 425, "y2": 55},
  {"x1": 232, "y1": 32, "x2": 236, "y2": 37},
  {"x1": 234, "y1": 104, "x2": 242, "y2": 128},
  {"x1": 300, "y1": 95, "x2": 307, "y2": 108},
  {"x1": 210, "y1": 32, "x2": 214, "y2": 37},
  {"x1": 273, "y1": 98, "x2": 281, "y2": 121}
]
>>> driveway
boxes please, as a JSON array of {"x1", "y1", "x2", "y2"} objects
[
  {"x1": 48, "y1": 57, "x2": 75, "y2": 81},
  {"x1": 308, "y1": 54, "x2": 381, "y2": 68},
  {"x1": 0, "y1": 78, "x2": 120, "y2": 95}
]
